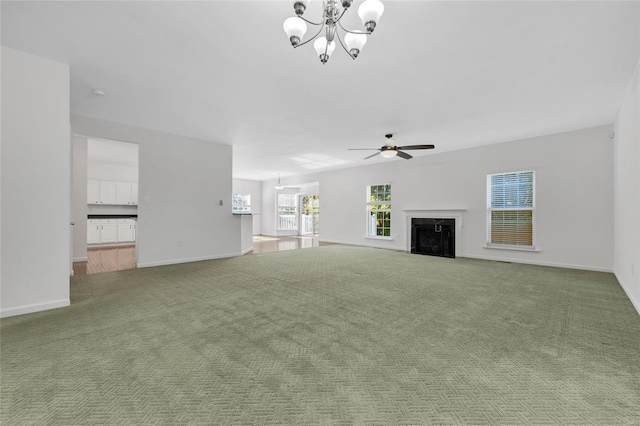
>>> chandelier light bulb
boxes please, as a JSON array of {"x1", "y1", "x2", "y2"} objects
[
  {"x1": 358, "y1": 0, "x2": 385, "y2": 32},
  {"x1": 314, "y1": 37, "x2": 336, "y2": 64},
  {"x1": 380, "y1": 149, "x2": 397, "y2": 158},
  {"x1": 344, "y1": 33, "x2": 367, "y2": 58},
  {"x1": 283, "y1": 17, "x2": 307, "y2": 46}
]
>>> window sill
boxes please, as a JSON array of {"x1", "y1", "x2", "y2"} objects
[
  {"x1": 482, "y1": 244, "x2": 540, "y2": 252},
  {"x1": 365, "y1": 236, "x2": 394, "y2": 241}
]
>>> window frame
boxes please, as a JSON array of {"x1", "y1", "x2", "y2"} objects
[
  {"x1": 366, "y1": 183, "x2": 392, "y2": 239},
  {"x1": 486, "y1": 170, "x2": 536, "y2": 250},
  {"x1": 277, "y1": 193, "x2": 298, "y2": 231},
  {"x1": 232, "y1": 193, "x2": 251, "y2": 214}
]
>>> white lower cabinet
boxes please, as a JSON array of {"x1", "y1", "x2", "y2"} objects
[
  {"x1": 117, "y1": 219, "x2": 136, "y2": 242},
  {"x1": 88, "y1": 218, "x2": 136, "y2": 245},
  {"x1": 100, "y1": 221, "x2": 118, "y2": 243},
  {"x1": 87, "y1": 220, "x2": 100, "y2": 244}
]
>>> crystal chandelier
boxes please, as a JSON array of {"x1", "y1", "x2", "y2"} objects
[{"x1": 283, "y1": 0, "x2": 385, "y2": 64}]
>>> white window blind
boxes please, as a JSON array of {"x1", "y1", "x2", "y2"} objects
[{"x1": 487, "y1": 171, "x2": 535, "y2": 247}]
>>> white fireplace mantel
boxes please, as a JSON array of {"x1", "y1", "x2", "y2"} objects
[{"x1": 403, "y1": 209, "x2": 466, "y2": 257}]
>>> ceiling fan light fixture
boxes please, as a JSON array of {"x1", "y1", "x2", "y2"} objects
[{"x1": 348, "y1": 133, "x2": 435, "y2": 161}]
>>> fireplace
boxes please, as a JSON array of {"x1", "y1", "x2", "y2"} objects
[{"x1": 411, "y1": 218, "x2": 455, "y2": 258}]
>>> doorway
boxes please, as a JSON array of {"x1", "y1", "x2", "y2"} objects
[
  {"x1": 300, "y1": 195, "x2": 319, "y2": 236},
  {"x1": 72, "y1": 137, "x2": 139, "y2": 275}
]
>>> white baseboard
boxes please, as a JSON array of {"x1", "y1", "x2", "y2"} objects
[
  {"x1": 137, "y1": 252, "x2": 241, "y2": 268},
  {"x1": 462, "y1": 253, "x2": 614, "y2": 273},
  {"x1": 615, "y1": 271, "x2": 640, "y2": 316},
  {"x1": 73, "y1": 256, "x2": 88, "y2": 262},
  {"x1": 241, "y1": 247, "x2": 253, "y2": 255},
  {"x1": 1, "y1": 299, "x2": 70, "y2": 318}
]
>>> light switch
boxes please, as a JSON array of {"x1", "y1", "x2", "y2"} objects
[{"x1": 219, "y1": 200, "x2": 224, "y2": 206}]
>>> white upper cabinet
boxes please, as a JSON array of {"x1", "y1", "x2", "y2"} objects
[
  {"x1": 116, "y1": 182, "x2": 136, "y2": 205},
  {"x1": 87, "y1": 180, "x2": 138, "y2": 205},
  {"x1": 100, "y1": 181, "x2": 117, "y2": 205},
  {"x1": 88, "y1": 180, "x2": 101, "y2": 204}
]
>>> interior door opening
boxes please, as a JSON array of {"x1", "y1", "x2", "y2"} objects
[
  {"x1": 72, "y1": 136, "x2": 139, "y2": 275},
  {"x1": 300, "y1": 195, "x2": 319, "y2": 236}
]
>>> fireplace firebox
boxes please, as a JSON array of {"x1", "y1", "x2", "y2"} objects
[{"x1": 411, "y1": 218, "x2": 455, "y2": 258}]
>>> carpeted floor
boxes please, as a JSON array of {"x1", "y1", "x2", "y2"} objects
[{"x1": 2, "y1": 245, "x2": 639, "y2": 425}]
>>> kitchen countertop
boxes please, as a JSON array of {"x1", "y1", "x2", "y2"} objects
[{"x1": 88, "y1": 215, "x2": 138, "y2": 219}]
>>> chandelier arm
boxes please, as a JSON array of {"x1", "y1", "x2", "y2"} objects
[
  {"x1": 298, "y1": 16, "x2": 324, "y2": 26},
  {"x1": 338, "y1": 20, "x2": 372, "y2": 35},
  {"x1": 294, "y1": 21, "x2": 326, "y2": 49},
  {"x1": 335, "y1": 30, "x2": 356, "y2": 60},
  {"x1": 333, "y1": 8, "x2": 348, "y2": 25}
]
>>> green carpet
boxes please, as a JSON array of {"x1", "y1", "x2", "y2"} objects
[{"x1": 2, "y1": 245, "x2": 639, "y2": 425}]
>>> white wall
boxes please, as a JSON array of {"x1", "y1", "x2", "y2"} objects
[
  {"x1": 88, "y1": 162, "x2": 138, "y2": 183},
  {"x1": 1, "y1": 47, "x2": 71, "y2": 317},
  {"x1": 71, "y1": 115, "x2": 241, "y2": 267},
  {"x1": 614, "y1": 58, "x2": 640, "y2": 314},
  {"x1": 268, "y1": 125, "x2": 614, "y2": 272},
  {"x1": 72, "y1": 135, "x2": 88, "y2": 262},
  {"x1": 232, "y1": 178, "x2": 262, "y2": 235}
]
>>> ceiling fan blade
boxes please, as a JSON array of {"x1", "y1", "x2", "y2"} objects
[
  {"x1": 348, "y1": 148, "x2": 380, "y2": 151},
  {"x1": 396, "y1": 150, "x2": 413, "y2": 160},
  {"x1": 364, "y1": 152, "x2": 381, "y2": 160},
  {"x1": 395, "y1": 144, "x2": 435, "y2": 150}
]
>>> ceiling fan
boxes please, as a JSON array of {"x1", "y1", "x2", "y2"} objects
[{"x1": 348, "y1": 134, "x2": 435, "y2": 160}]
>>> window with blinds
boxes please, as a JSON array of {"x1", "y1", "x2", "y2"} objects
[{"x1": 487, "y1": 171, "x2": 535, "y2": 247}]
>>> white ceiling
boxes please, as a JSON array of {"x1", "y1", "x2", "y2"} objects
[{"x1": 2, "y1": 1, "x2": 639, "y2": 180}]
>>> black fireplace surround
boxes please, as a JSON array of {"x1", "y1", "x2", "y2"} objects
[{"x1": 411, "y1": 218, "x2": 455, "y2": 258}]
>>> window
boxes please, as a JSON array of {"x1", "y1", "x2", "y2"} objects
[
  {"x1": 487, "y1": 171, "x2": 535, "y2": 247},
  {"x1": 367, "y1": 184, "x2": 391, "y2": 237},
  {"x1": 232, "y1": 193, "x2": 251, "y2": 213},
  {"x1": 277, "y1": 193, "x2": 298, "y2": 230}
]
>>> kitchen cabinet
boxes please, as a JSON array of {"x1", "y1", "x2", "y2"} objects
[
  {"x1": 88, "y1": 218, "x2": 135, "y2": 245},
  {"x1": 87, "y1": 180, "x2": 138, "y2": 205},
  {"x1": 88, "y1": 181, "x2": 101, "y2": 204},
  {"x1": 87, "y1": 219, "x2": 100, "y2": 244},
  {"x1": 116, "y1": 183, "x2": 135, "y2": 205},
  {"x1": 100, "y1": 220, "x2": 118, "y2": 243},
  {"x1": 100, "y1": 182, "x2": 117, "y2": 205},
  {"x1": 117, "y1": 219, "x2": 136, "y2": 242}
]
